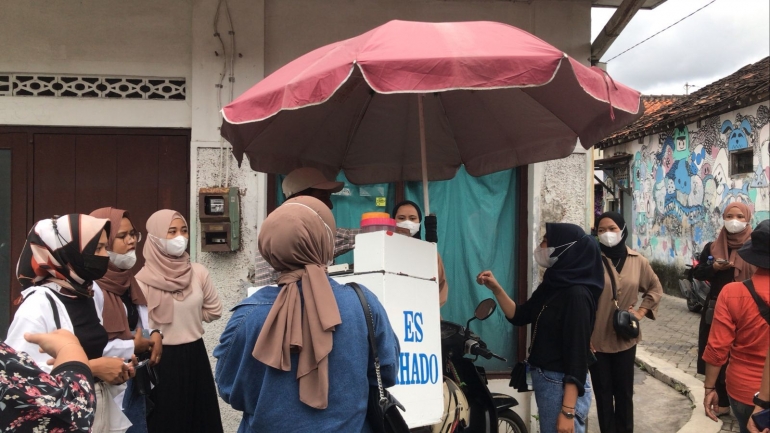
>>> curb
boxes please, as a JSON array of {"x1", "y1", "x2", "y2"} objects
[{"x1": 635, "y1": 346, "x2": 723, "y2": 433}]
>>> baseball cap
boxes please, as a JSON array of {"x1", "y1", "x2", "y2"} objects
[{"x1": 282, "y1": 167, "x2": 344, "y2": 198}]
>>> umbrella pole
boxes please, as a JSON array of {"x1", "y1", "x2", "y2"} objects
[{"x1": 418, "y1": 93, "x2": 430, "y2": 215}]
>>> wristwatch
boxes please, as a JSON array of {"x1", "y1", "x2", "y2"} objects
[
  {"x1": 150, "y1": 329, "x2": 164, "y2": 340},
  {"x1": 754, "y1": 392, "x2": 770, "y2": 410},
  {"x1": 560, "y1": 409, "x2": 575, "y2": 419}
]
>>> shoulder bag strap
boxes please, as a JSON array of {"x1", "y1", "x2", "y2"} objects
[
  {"x1": 44, "y1": 292, "x2": 62, "y2": 330},
  {"x1": 348, "y1": 282, "x2": 385, "y2": 400},
  {"x1": 601, "y1": 256, "x2": 619, "y2": 307},
  {"x1": 743, "y1": 279, "x2": 770, "y2": 326}
]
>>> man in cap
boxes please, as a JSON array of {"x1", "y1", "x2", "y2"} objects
[
  {"x1": 253, "y1": 167, "x2": 360, "y2": 286},
  {"x1": 703, "y1": 219, "x2": 770, "y2": 433}
]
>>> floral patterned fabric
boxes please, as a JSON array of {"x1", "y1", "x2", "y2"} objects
[{"x1": 0, "y1": 342, "x2": 95, "y2": 432}]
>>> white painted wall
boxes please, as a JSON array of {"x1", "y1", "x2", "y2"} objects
[
  {"x1": 0, "y1": 0, "x2": 193, "y2": 127},
  {"x1": 1, "y1": 0, "x2": 597, "y2": 431}
]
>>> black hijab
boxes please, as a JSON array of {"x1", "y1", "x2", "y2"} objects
[
  {"x1": 595, "y1": 211, "x2": 629, "y2": 272},
  {"x1": 391, "y1": 200, "x2": 423, "y2": 240},
  {"x1": 540, "y1": 223, "x2": 605, "y2": 303}
]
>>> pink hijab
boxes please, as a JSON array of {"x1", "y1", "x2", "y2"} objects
[
  {"x1": 135, "y1": 210, "x2": 192, "y2": 324},
  {"x1": 253, "y1": 196, "x2": 341, "y2": 410},
  {"x1": 711, "y1": 203, "x2": 755, "y2": 280}
]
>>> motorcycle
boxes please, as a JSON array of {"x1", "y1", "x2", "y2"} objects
[
  {"x1": 678, "y1": 257, "x2": 710, "y2": 313},
  {"x1": 432, "y1": 298, "x2": 528, "y2": 433}
]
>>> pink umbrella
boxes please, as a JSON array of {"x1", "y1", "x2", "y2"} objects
[{"x1": 222, "y1": 20, "x2": 643, "y2": 214}]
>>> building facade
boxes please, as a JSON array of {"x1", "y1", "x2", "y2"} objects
[{"x1": 596, "y1": 58, "x2": 769, "y2": 266}]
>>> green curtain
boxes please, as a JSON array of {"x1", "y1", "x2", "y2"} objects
[{"x1": 405, "y1": 167, "x2": 519, "y2": 371}]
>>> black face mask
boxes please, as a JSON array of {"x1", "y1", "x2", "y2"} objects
[{"x1": 79, "y1": 254, "x2": 110, "y2": 281}]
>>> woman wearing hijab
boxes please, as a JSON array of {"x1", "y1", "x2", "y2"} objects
[
  {"x1": 91, "y1": 207, "x2": 161, "y2": 433},
  {"x1": 6, "y1": 214, "x2": 136, "y2": 432},
  {"x1": 1, "y1": 330, "x2": 96, "y2": 431},
  {"x1": 391, "y1": 200, "x2": 449, "y2": 306},
  {"x1": 590, "y1": 212, "x2": 663, "y2": 433},
  {"x1": 214, "y1": 196, "x2": 400, "y2": 432},
  {"x1": 703, "y1": 219, "x2": 770, "y2": 433},
  {"x1": 134, "y1": 210, "x2": 223, "y2": 433},
  {"x1": 477, "y1": 223, "x2": 604, "y2": 433},
  {"x1": 694, "y1": 203, "x2": 756, "y2": 417}
]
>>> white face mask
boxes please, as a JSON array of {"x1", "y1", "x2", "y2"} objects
[
  {"x1": 396, "y1": 220, "x2": 420, "y2": 236},
  {"x1": 534, "y1": 246, "x2": 556, "y2": 268},
  {"x1": 724, "y1": 219, "x2": 747, "y2": 234},
  {"x1": 534, "y1": 240, "x2": 578, "y2": 268},
  {"x1": 598, "y1": 226, "x2": 625, "y2": 248},
  {"x1": 152, "y1": 235, "x2": 188, "y2": 257},
  {"x1": 108, "y1": 249, "x2": 137, "y2": 270}
]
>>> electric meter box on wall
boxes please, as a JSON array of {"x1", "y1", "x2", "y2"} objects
[
  {"x1": 334, "y1": 231, "x2": 443, "y2": 429},
  {"x1": 198, "y1": 187, "x2": 240, "y2": 252}
]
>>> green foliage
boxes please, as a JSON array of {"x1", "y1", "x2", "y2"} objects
[{"x1": 649, "y1": 260, "x2": 684, "y2": 298}]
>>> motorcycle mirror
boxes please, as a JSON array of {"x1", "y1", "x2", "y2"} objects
[{"x1": 474, "y1": 298, "x2": 497, "y2": 321}]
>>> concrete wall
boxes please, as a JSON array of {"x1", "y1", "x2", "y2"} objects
[
  {"x1": 0, "y1": 0, "x2": 193, "y2": 127},
  {"x1": 604, "y1": 102, "x2": 770, "y2": 265},
  {"x1": 1, "y1": 1, "x2": 596, "y2": 431}
]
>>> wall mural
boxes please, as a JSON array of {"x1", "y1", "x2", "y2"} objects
[{"x1": 630, "y1": 103, "x2": 770, "y2": 264}]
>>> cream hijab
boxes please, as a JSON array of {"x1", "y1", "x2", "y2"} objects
[
  {"x1": 253, "y1": 196, "x2": 341, "y2": 409},
  {"x1": 135, "y1": 210, "x2": 192, "y2": 324}
]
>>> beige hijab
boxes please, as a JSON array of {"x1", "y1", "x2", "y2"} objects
[
  {"x1": 253, "y1": 196, "x2": 341, "y2": 409},
  {"x1": 135, "y1": 210, "x2": 192, "y2": 324}
]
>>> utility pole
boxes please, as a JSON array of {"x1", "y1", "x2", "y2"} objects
[{"x1": 684, "y1": 82, "x2": 698, "y2": 95}]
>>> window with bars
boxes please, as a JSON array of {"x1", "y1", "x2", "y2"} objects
[{"x1": 0, "y1": 74, "x2": 185, "y2": 100}]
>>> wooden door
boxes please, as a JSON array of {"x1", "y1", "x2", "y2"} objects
[{"x1": 1, "y1": 127, "x2": 190, "y2": 335}]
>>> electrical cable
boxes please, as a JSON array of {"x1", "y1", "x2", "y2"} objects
[{"x1": 605, "y1": 0, "x2": 719, "y2": 63}]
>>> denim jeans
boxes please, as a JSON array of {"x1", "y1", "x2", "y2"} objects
[
  {"x1": 729, "y1": 395, "x2": 754, "y2": 433},
  {"x1": 532, "y1": 367, "x2": 592, "y2": 433},
  {"x1": 123, "y1": 378, "x2": 148, "y2": 433}
]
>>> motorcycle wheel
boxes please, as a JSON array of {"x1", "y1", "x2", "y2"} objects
[
  {"x1": 497, "y1": 409, "x2": 527, "y2": 433},
  {"x1": 686, "y1": 296, "x2": 702, "y2": 313}
]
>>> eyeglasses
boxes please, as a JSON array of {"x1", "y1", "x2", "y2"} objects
[{"x1": 116, "y1": 230, "x2": 142, "y2": 244}]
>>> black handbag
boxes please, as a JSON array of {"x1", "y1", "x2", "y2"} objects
[
  {"x1": 509, "y1": 361, "x2": 529, "y2": 392},
  {"x1": 602, "y1": 257, "x2": 640, "y2": 340},
  {"x1": 349, "y1": 283, "x2": 409, "y2": 433}
]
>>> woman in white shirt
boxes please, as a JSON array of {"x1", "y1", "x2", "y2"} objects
[
  {"x1": 6, "y1": 214, "x2": 135, "y2": 432},
  {"x1": 134, "y1": 210, "x2": 223, "y2": 433}
]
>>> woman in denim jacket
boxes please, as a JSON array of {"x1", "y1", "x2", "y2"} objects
[{"x1": 214, "y1": 196, "x2": 399, "y2": 432}]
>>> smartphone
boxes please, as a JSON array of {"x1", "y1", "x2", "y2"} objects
[
  {"x1": 752, "y1": 408, "x2": 770, "y2": 431},
  {"x1": 715, "y1": 259, "x2": 730, "y2": 264},
  {"x1": 135, "y1": 359, "x2": 150, "y2": 369}
]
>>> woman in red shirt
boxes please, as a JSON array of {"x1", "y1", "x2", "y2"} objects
[{"x1": 703, "y1": 219, "x2": 770, "y2": 433}]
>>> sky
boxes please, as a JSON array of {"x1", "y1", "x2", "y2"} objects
[{"x1": 591, "y1": 0, "x2": 770, "y2": 95}]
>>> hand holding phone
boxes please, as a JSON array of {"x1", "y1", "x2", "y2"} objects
[{"x1": 751, "y1": 408, "x2": 770, "y2": 432}]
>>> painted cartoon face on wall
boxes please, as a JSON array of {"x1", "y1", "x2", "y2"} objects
[
  {"x1": 689, "y1": 145, "x2": 707, "y2": 176},
  {"x1": 688, "y1": 175, "x2": 704, "y2": 207},
  {"x1": 665, "y1": 177, "x2": 676, "y2": 195},
  {"x1": 673, "y1": 160, "x2": 691, "y2": 194},
  {"x1": 720, "y1": 183, "x2": 752, "y2": 214},
  {"x1": 721, "y1": 119, "x2": 753, "y2": 151},
  {"x1": 702, "y1": 176, "x2": 718, "y2": 213},
  {"x1": 673, "y1": 126, "x2": 690, "y2": 160}
]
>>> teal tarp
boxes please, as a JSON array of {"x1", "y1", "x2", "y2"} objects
[
  {"x1": 405, "y1": 167, "x2": 519, "y2": 371},
  {"x1": 276, "y1": 167, "x2": 519, "y2": 370}
]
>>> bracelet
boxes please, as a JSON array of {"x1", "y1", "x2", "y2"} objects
[
  {"x1": 150, "y1": 329, "x2": 164, "y2": 340},
  {"x1": 562, "y1": 404, "x2": 575, "y2": 410}
]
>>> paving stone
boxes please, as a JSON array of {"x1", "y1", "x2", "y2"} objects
[{"x1": 638, "y1": 294, "x2": 737, "y2": 433}]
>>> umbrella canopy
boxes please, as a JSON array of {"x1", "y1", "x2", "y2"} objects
[{"x1": 222, "y1": 20, "x2": 643, "y2": 185}]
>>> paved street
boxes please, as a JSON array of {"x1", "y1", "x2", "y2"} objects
[{"x1": 638, "y1": 294, "x2": 738, "y2": 433}]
